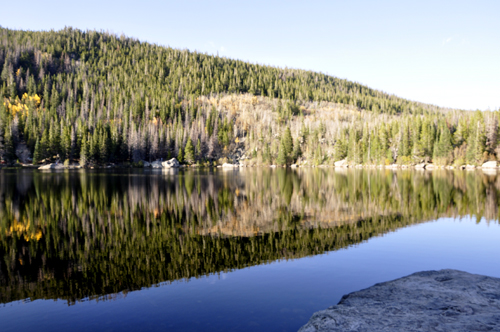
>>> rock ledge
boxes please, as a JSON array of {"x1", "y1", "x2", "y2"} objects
[{"x1": 299, "y1": 269, "x2": 500, "y2": 332}]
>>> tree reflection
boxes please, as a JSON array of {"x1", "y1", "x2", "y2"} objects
[{"x1": 0, "y1": 168, "x2": 499, "y2": 304}]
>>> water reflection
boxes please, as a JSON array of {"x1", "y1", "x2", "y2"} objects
[{"x1": 0, "y1": 168, "x2": 499, "y2": 304}]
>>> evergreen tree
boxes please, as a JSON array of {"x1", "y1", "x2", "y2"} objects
[
  {"x1": 40, "y1": 129, "x2": 49, "y2": 160},
  {"x1": 433, "y1": 123, "x2": 453, "y2": 164},
  {"x1": 333, "y1": 135, "x2": 347, "y2": 161},
  {"x1": 80, "y1": 136, "x2": 88, "y2": 166},
  {"x1": 466, "y1": 112, "x2": 486, "y2": 165},
  {"x1": 347, "y1": 129, "x2": 362, "y2": 164},
  {"x1": 292, "y1": 138, "x2": 302, "y2": 162},
  {"x1": 399, "y1": 121, "x2": 411, "y2": 158},
  {"x1": 276, "y1": 140, "x2": 287, "y2": 166},
  {"x1": 49, "y1": 120, "x2": 60, "y2": 158},
  {"x1": 196, "y1": 138, "x2": 202, "y2": 159},
  {"x1": 99, "y1": 132, "x2": 108, "y2": 163},
  {"x1": 184, "y1": 138, "x2": 195, "y2": 164},
  {"x1": 177, "y1": 146, "x2": 184, "y2": 163},
  {"x1": 32, "y1": 138, "x2": 42, "y2": 164},
  {"x1": 3, "y1": 127, "x2": 15, "y2": 161},
  {"x1": 283, "y1": 127, "x2": 294, "y2": 160},
  {"x1": 61, "y1": 126, "x2": 71, "y2": 160}
]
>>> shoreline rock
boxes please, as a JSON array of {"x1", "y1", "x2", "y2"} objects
[
  {"x1": 299, "y1": 269, "x2": 500, "y2": 332},
  {"x1": 38, "y1": 163, "x2": 65, "y2": 170},
  {"x1": 161, "y1": 158, "x2": 180, "y2": 168}
]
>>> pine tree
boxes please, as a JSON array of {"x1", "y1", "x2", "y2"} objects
[
  {"x1": 433, "y1": 123, "x2": 453, "y2": 164},
  {"x1": 177, "y1": 145, "x2": 184, "y2": 163},
  {"x1": 99, "y1": 132, "x2": 108, "y2": 163},
  {"x1": 276, "y1": 140, "x2": 287, "y2": 166},
  {"x1": 32, "y1": 138, "x2": 42, "y2": 164},
  {"x1": 333, "y1": 135, "x2": 347, "y2": 161},
  {"x1": 196, "y1": 138, "x2": 201, "y2": 159},
  {"x1": 49, "y1": 120, "x2": 60, "y2": 158},
  {"x1": 466, "y1": 112, "x2": 486, "y2": 165},
  {"x1": 399, "y1": 121, "x2": 410, "y2": 158},
  {"x1": 40, "y1": 128, "x2": 49, "y2": 160},
  {"x1": 184, "y1": 138, "x2": 194, "y2": 164},
  {"x1": 314, "y1": 145, "x2": 323, "y2": 165},
  {"x1": 283, "y1": 127, "x2": 294, "y2": 159},
  {"x1": 420, "y1": 119, "x2": 435, "y2": 159},
  {"x1": 347, "y1": 129, "x2": 362, "y2": 164},
  {"x1": 80, "y1": 136, "x2": 88, "y2": 166},
  {"x1": 61, "y1": 125, "x2": 71, "y2": 160},
  {"x1": 292, "y1": 138, "x2": 302, "y2": 162},
  {"x1": 3, "y1": 127, "x2": 15, "y2": 161},
  {"x1": 370, "y1": 131, "x2": 381, "y2": 163}
]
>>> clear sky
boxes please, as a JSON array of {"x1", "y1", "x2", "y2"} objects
[{"x1": 1, "y1": 0, "x2": 498, "y2": 110}]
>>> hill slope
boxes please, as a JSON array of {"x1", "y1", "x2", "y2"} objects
[{"x1": 0, "y1": 27, "x2": 497, "y2": 166}]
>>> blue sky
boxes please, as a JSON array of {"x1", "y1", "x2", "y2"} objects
[{"x1": 1, "y1": 0, "x2": 498, "y2": 110}]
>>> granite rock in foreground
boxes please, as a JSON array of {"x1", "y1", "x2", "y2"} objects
[{"x1": 299, "y1": 269, "x2": 500, "y2": 332}]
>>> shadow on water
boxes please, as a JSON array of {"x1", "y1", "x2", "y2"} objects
[{"x1": 0, "y1": 168, "x2": 499, "y2": 304}]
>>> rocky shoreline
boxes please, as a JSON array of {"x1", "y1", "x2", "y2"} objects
[
  {"x1": 298, "y1": 269, "x2": 500, "y2": 332},
  {"x1": 1, "y1": 159, "x2": 499, "y2": 172}
]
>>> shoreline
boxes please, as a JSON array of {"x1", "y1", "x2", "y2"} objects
[{"x1": 0, "y1": 162, "x2": 497, "y2": 171}]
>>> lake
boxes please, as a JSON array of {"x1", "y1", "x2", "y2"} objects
[{"x1": 1, "y1": 168, "x2": 500, "y2": 331}]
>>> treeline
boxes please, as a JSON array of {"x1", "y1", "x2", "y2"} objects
[
  {"x1": 1, "y1": 168, "x2": 499, "y2": 303},
  {"x1": 0, "y1": 26, "x2": 464, "y2": 166}
]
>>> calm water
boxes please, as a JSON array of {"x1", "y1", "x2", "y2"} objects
[{"x1": 1, "y1": 168, "x2": 500, "y2": 331}]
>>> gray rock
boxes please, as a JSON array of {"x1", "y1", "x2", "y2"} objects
[
  {"x1": 142, "y1": 161, "x2": 151, "y2": 167},
  {"x1": 482, "y1": 161, "x2": 498, "y2": 169},
  {"x1": 222, "y1": 163, "x2": 237, "y2": 168},
  {"x1": 334, "y1": 159, "x2": 348, "y2": 167},
  {"x1": 38, "y1": 163, "x2": 64, "y2": 170},
  {"x1": 151, "y1": 160, "x2": 162, "y2": 168},
  {"x1": 299, "y1": 269, "x2": 500, "y2": 332},
  {"x1": 161, "y1": 158, "x2": 180, "y2": 168}
]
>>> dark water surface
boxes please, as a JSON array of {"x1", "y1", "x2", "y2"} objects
[{"x1": 1, "y1": 168, "x2": 500, "y2": 331}]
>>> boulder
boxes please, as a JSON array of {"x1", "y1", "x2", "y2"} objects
[
  {"x1": 161, "y1": 158, "x2": 180, "y2": 168},
  {"x1": 151, "y1": 160, "x2": 162, "y2": 168},
  {"x1": 222, "y1": 163, "x2": 237, "y2": 168},
  {"x1": 290, "y1": 164, "x2": 298, "y2": 168},
  {"x1": 414, "y1": 163, "x2": 426, "y2": 169},
  {"x1": 299, "y1": 269, "x2": 500, "y2": 332},
  {"x1": 482, "y1": 161, "x2": 498, "y2": 169},
  {"x1": 142, "y1": 161, "x2": 151, "y2": 167},
  {"x1": 334, "y1": 159, "x2": 348, "y2": 167},
  {"x1": 466, "y1": 164, "x2": 476, "y2": 170},
  {"x1": 425, "y1": 164, "x2": 435, "y2": 170},
  {"x1": 38, "y1": 163, "x2": 64, "y2": 170}
]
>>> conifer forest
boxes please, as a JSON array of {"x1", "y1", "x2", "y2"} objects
[{"x1": 0, "y1": 27, "x2": 498, "y2": 167}]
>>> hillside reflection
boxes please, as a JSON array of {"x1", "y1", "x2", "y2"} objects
[{"x1": 0, "y1": 168, "x2": 499, "y2": 304}]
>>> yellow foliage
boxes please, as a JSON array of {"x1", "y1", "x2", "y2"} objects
[
  {"x1": 3, "y1": 94, "x2": 41, "y2": 117},
  {"x1": 235, "y1": 137, "x2": 240, "y2": 143},
  {"x1": 4, "y1": 217, "x2": 43, "y2": 242},
  {"x1": 16, "y1": 68, "x2": 21, "y2": 76}
]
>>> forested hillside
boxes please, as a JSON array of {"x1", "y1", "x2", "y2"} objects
[{"x1": 0, "y1": 26, "x2": 498, "y2": 166}]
